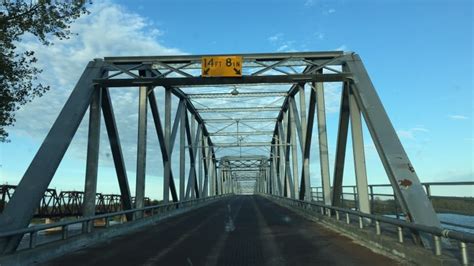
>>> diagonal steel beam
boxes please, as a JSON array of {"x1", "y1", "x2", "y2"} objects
[
  {"x1": 148, "y1": 91, "x2": 178, "y2": 202},
  {"x1": 154, "y1": 61, "x2": 194, "y2": 78},
  {"x1": 252, "y1": 58, "x2": 291, "y2": 76},
  {"x1": 0, "y1": 60, "x2": 104, "y2": 254},
  {"x1": 289, "y1": 95, "x2": 304, "y2": 151},
  {"x1": 170, "y1": 99, "x2": 185, "y2": 152},
  {"x1": 184, "y1": 112, "x2": 201, "y2": 199},
  {"x1": 102, "y1": 88, "x2": 133, "y2": 221},
  {"x1": 345, "y1": 54, "x2": 441, "y2": 243}
]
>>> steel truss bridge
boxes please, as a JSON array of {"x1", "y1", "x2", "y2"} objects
[
  {"x1": 0, "y1": 185, "x2": 154, "y2": 218},
  {"x1": 0, "y1": 51, "x2": 472, "y2": 265}
]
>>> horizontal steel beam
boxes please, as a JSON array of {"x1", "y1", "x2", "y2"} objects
[
  {"x1": 104, "y1": 51, "x2": 344, "y2": 64},
  {"x1": 220, "y1": 155, "x2": 268, "y2": 161},
  {"x1": 94, "y1": 73, "x2": 350, "y2": 87},
  {"x1": 220, "y1": 168, "x2": 264, "y2": 171},
  {"x1": 188, "y1": 92, "x2": 287, "y2": 98},
  {"x1": 212, "y1": 142, "x2": 289, "y2": 148},
  {"x1": 209, "y1": 131, "x2": 274, "y2": 136},
  {"x1": 197, "y1": 107, "x2": 281, "y2": 113},
  {"x1": 204, "y1": 117, "x2": 277, "y2": 123}
]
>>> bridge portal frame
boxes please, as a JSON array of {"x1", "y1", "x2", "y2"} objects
[{"x1": 0, "y1": 51, "x2": 441, "y2": 253}]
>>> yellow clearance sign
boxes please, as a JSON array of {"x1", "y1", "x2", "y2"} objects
[{"x1": 201, "y1": 56, "x2": 243, "y2": 77}]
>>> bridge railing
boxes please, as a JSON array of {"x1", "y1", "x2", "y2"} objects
[
  {"x1": 266, "y1": 194, "x2": 473, "y2": 265},
  {"x1": 0, "y1": 194, "x2": 230, "y2": 253},
  {"x1": 311, "y1": 181, "x2": 474, "y2": 217}
]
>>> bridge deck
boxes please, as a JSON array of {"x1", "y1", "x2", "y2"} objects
[{"x1": 45, "y1": 195, "x2": 396, "y2": 265}]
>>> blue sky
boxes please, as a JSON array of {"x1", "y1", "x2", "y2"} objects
[{"x1": 0, "y1": 0, "x2": 472, "y2": 199}]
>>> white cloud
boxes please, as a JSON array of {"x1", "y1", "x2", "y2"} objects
[
  {"x1": 448, "y1": 115, "x2": 469, "y2": 120},
  {"x1": 327, "y1": 8, "x2": 336, "y2": 14},
  {"x1": 335, "y1": 44, "x2": 347, "y2": 51},
  {"x1": 7, "y1": 1, "x2": 184, "y2": 196},
  {"x1": 13, "y1": 1, "x2": 183, "y2": 138},
  {"x1": 315, "y1": 32, "x2": 325, "y2": 40},
  {"x1": 277, "y1": 44, "x2": 289, "y2": 52},
  {"x1": 396, "y1": 126, "x2": 429, "y2": 140},
  {"x1": 397, "y1": 130, "x2": 415, "y2": 140},
  {"x1": 268, "y1": 33, "x2": 284, "y2": 43},
  {"x1": 304, "y1": 0, "x2": 315, "y2": 7}
]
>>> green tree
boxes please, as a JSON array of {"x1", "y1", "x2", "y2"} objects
[{"x1": 0, "y1": 0, "x2": 90, "y2": 142}]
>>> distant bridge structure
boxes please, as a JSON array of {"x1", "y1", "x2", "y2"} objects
[
  {"x1": 0, "y1": 185, "x2": 154, "y2": 218},
  {"x1": 0, "y1": 51, "x2": 472, "y2": 265}
]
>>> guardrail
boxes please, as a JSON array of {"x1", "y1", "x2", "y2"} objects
[
  {"x1": 311, "y1": 181, "x2": 474, "y2": 220},
  {"x1": 0, "y1": 193, "x2": 231, "y2": 253},
  {"x1": 266, "y1": 194, "x2": 473, "y2": 265}
]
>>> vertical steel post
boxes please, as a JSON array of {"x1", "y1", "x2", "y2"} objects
[
  {"x1": 278, "y1": 121, "x2": 287, "y2": 197},
  {"x1": 83, "y1": 86, "x2": 102, "y2": 225},
  {"x1": 298, "y1": 85, "x2": 310, "y2": 201},
  {"x1": 349, "y1": 88, "x2": 371, "y2": 214},
  {"x1": 267, "y1": 162, "x2": 271, "y2": 194},
  {"x1": 281, "y1": 112, "x2": 294, "y2": 198},
  {"x1": 274, "y1": 135, "x2": 283, "y2": 195},
  {"x1": 300, "y1": 83, "x2": 316, "y2": 201},
  {"x1": 135, "y1": 73, "x2": 148, "y2": 215},
  {"x1": 203, "y1": 137, "x2": 212, "y2": 197},
  {"x1": 290, "y1": 97, "x2": 300, "y2": 198},
  {"x1": 332, "y1": 85, "x2": 350, "y2": 206},
  {"x1": 314, "y1": 81, "x2": 332, "y2": 206},
  {"x1": 205, "y1": 136, "x2": 212, "y2": 196},
  {"x1": 179, "y1": 105, "x2": 186, "y2": 201},
  {"x1": 163, "y1": 87, "x2": 171, "y2": 203},
  {"x1": 198, "y1": 127, "x2": 204, "y2": 196},
  {"x1": 217, "y1": 160, "x2": 222, "y2": 195}
]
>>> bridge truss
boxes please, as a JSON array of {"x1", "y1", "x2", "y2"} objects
[{"x1": 0, "y1": 51, "x2": 441, "y2": 252}]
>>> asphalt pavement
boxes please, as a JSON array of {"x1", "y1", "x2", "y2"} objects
[{"x1": 44, "y1": 195, "x2": 397, "y2": 266}]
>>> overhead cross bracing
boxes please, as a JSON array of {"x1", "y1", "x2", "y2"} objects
[{"x1": 0, "y1": 51, "x2": 445, "y2": 253}]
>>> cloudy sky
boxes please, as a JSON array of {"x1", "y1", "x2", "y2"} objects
[{"x1": 1, "y1": 0, "x2": 472, "y2": 199}]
